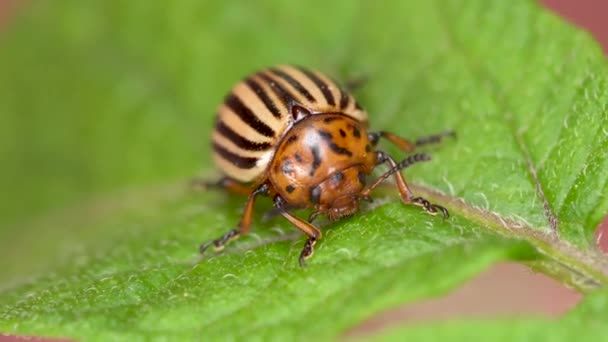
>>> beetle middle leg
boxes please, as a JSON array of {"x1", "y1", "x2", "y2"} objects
[
  {"x1": 191, "y1": 176, "x2": 253, "y2": 196},
  {"x1": 368, "y1": 130, "x2": 455, "y2": 152},
  {"x1": 361, "y1": 152, "x2": 449, "y2": 218},
  {"x1": 199, "y1": 184, "x2": 268, "y2": 254},
  {"x1": 274, "y1": 196, "x2": 322, "y2": 266}
]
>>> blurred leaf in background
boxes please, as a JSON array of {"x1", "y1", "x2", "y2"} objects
[{"x1": 0, "y1": 0, "x2": 607, "y2": 340}]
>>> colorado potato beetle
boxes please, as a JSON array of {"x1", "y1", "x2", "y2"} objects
[{"x1": 200, "y1": 65, "x2": 453, "y2": 266}]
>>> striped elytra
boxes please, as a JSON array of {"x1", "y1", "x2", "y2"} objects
[
  {"x1": 201, "y1": 64, "x2": 453, "y2": 266},
  {"x1": 212, "y1": 65, "x2": 367, "y2": 183}
]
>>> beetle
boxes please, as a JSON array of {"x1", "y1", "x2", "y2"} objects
[{"x1": 200, "y1": 65, "x2": 453, "y2": 266}]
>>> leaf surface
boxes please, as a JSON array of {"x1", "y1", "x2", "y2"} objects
[{"x1": 1, "y1": 0, "x2": 607, "y2": 340}]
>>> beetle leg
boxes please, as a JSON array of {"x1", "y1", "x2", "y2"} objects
[
  {"x1": 191, "y1": 176, "x2": 253, "y2": 196},
  {"x1": 361, "y1": 152, "x2": 449, "y2": 219},
  {"x1": 343, "y1": 74, "x2": 369, "y2": 92},
  {"x1": 275, "y1": 196, "x2": 322, "y2": 266},
  {"x1": 261, "y1": 204, "x2": 300, "y2": 222},
  {"x1": 308, "y1": 210, "x2": 322, "y2": 223},
  {"x1": 413, "y1": 130, "x2": 456, "y2": 147},
  {"x1": 283, "y1": 211, "x2": 322, "y2": 266},
  {"x1": 368, "y1": 130, "x2": 455, "y2": 152},
  {"x1": 368, "y1": 131, "x2": 416, "y2": 152},
  {"x1": 199, "y1": 184, "x2": 268, "y2": 254}
]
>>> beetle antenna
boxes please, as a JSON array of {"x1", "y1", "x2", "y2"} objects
[
  {"x1": 380, "y1": 153, "x2": 431, "y2": 182},
  {"x1": 362, "y1": 153, "x2": 431, "y2": 196}
]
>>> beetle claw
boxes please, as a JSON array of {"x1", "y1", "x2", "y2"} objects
[{"x1": 412, "y1": 197, "x2": 449, "y2": 219}]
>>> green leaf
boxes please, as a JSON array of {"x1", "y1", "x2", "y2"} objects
[{"x1": 1, "y1": 0, "x2": 607, "y2": 340}]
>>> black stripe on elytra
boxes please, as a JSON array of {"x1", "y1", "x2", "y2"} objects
[
  {"x1": 296, "y1": 66, "x2": 335, "y2": 106},
  {"x1": 339, "y1": 87, "x2": 350, "y2": 109},
  {"x1": 259, "y1": 72, "x2": 297, "y2": 110},
  {"x1": 225, "y1": 94, "x2": 275, "y2": 138},
  {"x1": 310, "y1": 145, "x2": 322, "y2": 176},
  {"x1": 245, "y1": 77, "x2": 282, "y2": 119},
  {"x1": 216, "y1": 120, "x2": 272, "y2": 151},
  {"x1": 270, "y1": 68, "x2": 316, "y2": 102},
  {"x1": 213, "y1": 142, "x2": 258, "y2": 169}
]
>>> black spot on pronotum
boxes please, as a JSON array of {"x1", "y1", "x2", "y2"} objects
[
  {"x1": 286, "y1": 184, "x2": 295, "y2": 193},
  {"x1": 328, "y1": 143, "x2": 353, "y2": 157},
  {"x1": 286, "y1": 134, "x2": 298, "y2": 145},
  {"x1": 358, "y1": 171, "x2": 366, "y2": 185},
  {"x1": 339, "y1": 129, "x2": 346, "y2": 138},
  {"x1": 310, "y1": 185, "x2": 322, "y2": 204},
  {"x1": 331, "y1": 171, "x2": 344, "y2": 185},
  {"x1": 310, "y1": 145, "x2": 322, "y2": 176},
  {"x1": 282, "y1": 159, "x2": 294, "y2": 175},
  {"x1": 318, "y1": 130, "x2": 333, "y2": 141},
  {"x1": 323, "y1": 116, "x2": 340, "y2": 123}
]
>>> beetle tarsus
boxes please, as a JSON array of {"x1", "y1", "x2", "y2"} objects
[
  {"x1": 299, "y1": 236, "x2": 317, "y2": 267},
  {"x1": 414, "y1": 130, "x2": 457, "y2": 147},
  {"x1": 189, "y1": 177, "x2": 212, "y2": 191},
  {"x1": 412, "y1": 197, "x2": 449, "y2": 219},
  {"x1": 199, "y1": 229, "x2": 241, "y2": 254},
  {"x1": 308, "y1": 211, "x2": 321, "y2": 223}
]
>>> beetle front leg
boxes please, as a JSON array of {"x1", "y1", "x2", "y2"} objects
[
  {"x1": 275, "y1": 196, "x2": 322, "y2": 266},
  {"x1": 361, "y1": 152, "x2": 449, "y2": 218}
]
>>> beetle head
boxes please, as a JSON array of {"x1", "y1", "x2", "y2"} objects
[{"x1": 312, "y1": 167, "x2": 369, "y2": 221}]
